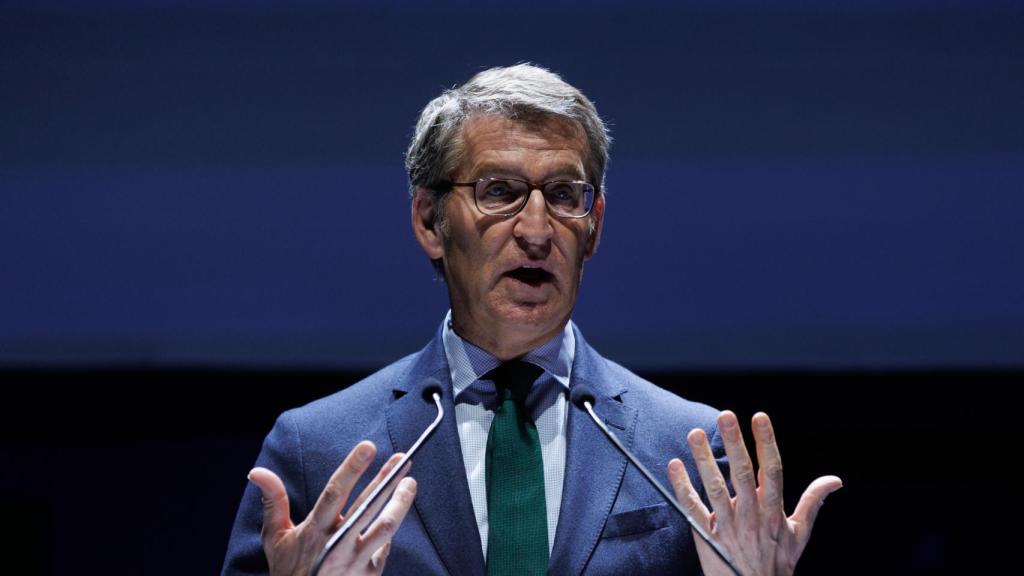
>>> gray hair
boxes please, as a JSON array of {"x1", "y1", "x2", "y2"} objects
[{"x1": 406, "y1": 63, "x2": 611, "y2": 199}]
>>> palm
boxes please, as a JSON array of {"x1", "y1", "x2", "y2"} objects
[
  {"x1": 248, "y1": 442, "x2": 417, "y2": 576},
  {"x1": 668, "y1": 411, "x2": 842, "y2": 576}
]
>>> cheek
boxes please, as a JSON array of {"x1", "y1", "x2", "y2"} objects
[
  {"x1": 561, "y1": 226, "x2": 592, "y2": 263},
  {"x1": 439, "y1": 207, "x2": 481, "y2": 263},
  {"x1": 444, "y1": 228, "x2": 501, "y2": 286}
]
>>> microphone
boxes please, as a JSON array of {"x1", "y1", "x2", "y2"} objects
[
  {"x1": 309, "y1": 384, "x2": 445, "y2": 576},
  {"x1": 570, "y1": 386, "x2": 743, "y2": 576}
]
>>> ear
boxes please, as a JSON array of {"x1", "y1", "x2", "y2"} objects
[
  {"x1": 411, "y1": 187, "x2": 445, "y2": 260},
  {"x1": 583, "y1": 193, "x2": 605, "y2": 260}
]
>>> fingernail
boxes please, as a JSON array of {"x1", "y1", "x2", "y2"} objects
[
  {"x1": 357, "y1": 444, "x2": 373, "y2": 462},
  {"x1": 404, "y1": 477, "x2": 418, "y2": 494}
]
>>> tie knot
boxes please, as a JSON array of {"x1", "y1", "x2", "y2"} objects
[{"x1": 484, "y1": 360, "x2": 544, "y2": 403}]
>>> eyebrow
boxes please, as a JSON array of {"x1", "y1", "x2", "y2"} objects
[{"x1": 467, "y1": 163, "x2": 586, "y2": 182}]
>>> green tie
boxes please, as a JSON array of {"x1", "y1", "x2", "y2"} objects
[{"x1": 484, "y1": 360, "x2": 549, "y2": 576}]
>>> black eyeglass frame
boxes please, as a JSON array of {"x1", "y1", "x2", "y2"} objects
[{"x1": 440, "y1": 177, "x2": 597, "y2": 219}]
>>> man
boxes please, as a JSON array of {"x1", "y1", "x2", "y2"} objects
[{"x1": 222, "y1": 64, "x2": 841, "y2": 576}]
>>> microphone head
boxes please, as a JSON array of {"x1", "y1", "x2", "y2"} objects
[
  {"x1": 421, "y1": 383, "x2": 444, "y2": 403},
  {"x1": 570, "y1": 386, "x2": 596, "y2": 409}
]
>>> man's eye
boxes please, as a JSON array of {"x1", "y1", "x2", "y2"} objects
[
  {"x1": 483, "y1": 182, "x2": 514, "y2": 197},
  {"x1": 547, "y1": 184, "x2": 579, "y2": 203}
]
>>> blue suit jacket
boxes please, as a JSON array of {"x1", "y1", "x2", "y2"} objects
[{"x1": 222, "y1": 324, "x2": 727, "y2": 575}]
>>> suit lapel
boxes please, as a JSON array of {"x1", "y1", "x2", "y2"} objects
[
  {"x1": 386, "y1": 332, "x2": 486, "y2": 576},
  {"x1": 548, "y1": 327, "x2": 638, "y2": 576}
]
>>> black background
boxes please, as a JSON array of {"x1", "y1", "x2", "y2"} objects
[{"x1": 1, "y1": 369, "x2": 1015, "y2": 574}]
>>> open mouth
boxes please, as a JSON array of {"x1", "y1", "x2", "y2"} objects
[{"x1": 504, "y1": 266, "x2": 555, "y2": 287}]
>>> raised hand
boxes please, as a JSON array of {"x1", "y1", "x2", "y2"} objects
[
  {"x1": 668, "y1": 411, "x2": 842, "y2": 576},
  {"x1": 248, "y1": 441, "x2": 417, "y2": 576}
]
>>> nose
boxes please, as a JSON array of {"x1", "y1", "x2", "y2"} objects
[{"x1": 513, "y1": 187, "x2": 554, "y2": 251}]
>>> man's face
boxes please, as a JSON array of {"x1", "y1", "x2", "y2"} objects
[{"x1": 413, "y1": 114, "x2": 604, "y2": 359}]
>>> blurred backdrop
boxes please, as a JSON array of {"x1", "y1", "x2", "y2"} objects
[{"x1": 1, "y1": 0, "x2": 1020, "y2": 574}]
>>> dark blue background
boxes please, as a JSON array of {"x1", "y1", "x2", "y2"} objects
[{"x1": 4, "y1": 0, "x2": 1021, "y2": 370}]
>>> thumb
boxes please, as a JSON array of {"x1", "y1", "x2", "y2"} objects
[
  {"x1": 248, "y1": 467, "x2": 294, "y2": 538},
  {"x1": 792, "y1": 475, "x2": 843, "y2": 543}
]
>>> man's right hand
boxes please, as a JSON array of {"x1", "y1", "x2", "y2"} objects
[{"x1": 248, "y1": 441, "x2": 417, "y2": 576}]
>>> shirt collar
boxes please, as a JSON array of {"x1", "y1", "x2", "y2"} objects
[{"x1": 441, "y1": 309, "x2": 575, "y2": 400}]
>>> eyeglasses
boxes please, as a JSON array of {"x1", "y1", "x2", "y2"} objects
[{"x1": 442, "y1": 177, "x2": 596, "y2": 218}]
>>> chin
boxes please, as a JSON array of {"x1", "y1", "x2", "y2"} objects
[{"x1": 491, "y1": 300, "x2": 567, "y2": 332}]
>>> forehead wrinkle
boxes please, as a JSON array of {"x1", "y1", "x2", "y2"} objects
[
  {"x1": 457, "y1": 114, "x2": 589, "y2": 182},
  {"x1": 466, "y1": 160, "x2": 585, "y2": 182}
]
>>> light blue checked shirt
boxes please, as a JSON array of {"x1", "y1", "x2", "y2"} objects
[{"x1": 441, "y1": 310, "x2": 574, "y2": 557}]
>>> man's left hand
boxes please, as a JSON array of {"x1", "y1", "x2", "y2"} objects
[{"x1": 668, "y1": 411, "x2": 842, "y2": 576}]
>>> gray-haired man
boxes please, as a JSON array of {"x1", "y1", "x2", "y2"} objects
[{"x1": 223, "y1": 64, "x2": 841, "y2": 576}]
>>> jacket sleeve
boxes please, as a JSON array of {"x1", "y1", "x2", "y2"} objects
[{"x1": 221, "y1": 412, "x2": 309, "y2": 576}]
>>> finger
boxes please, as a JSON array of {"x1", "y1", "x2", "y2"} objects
[
  {"x1": 358, "y1": 477, "x2": 417, "y2": 563},
  {"x1": 347, "y1": 453, "x2": 406, "y2": 518},
  {"x1": 248, "y1": 467, "x2": 293, "y2": 538},
  {"x1": 752, "y1": 412, "x2": 785, "y2": 514},
  {"x1": 667, "y1": 458, "x2": 712, "y2": 528},
  {"x1": 310, "y1": 441, "x2": 377, "y2": 532},
  {"x1": 370, "y1": 542, "x2": 391, "y2": 573},
  {"x1": 351, "y1": 460, "x2": 411, "y2": 535},
  {"x1": 688, "y1": 428, "x2": 733, "y2": 527},
  {"x1": 717, "y1": 411, "x2": 758, "y2": 523},
  {"x1": 791, "y1": 475, "x2": 843, "y2": 540}
]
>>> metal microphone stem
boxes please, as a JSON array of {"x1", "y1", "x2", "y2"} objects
[{"x1": 582, "y1": 400, "x2": 743, "y2": 576}]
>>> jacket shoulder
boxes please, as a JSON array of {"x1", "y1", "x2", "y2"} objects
[
  {"x1": 596, "y1": 356, "x2": 723, "y2": 464},
  {"x1": 601, "y1": 356, "x2": 720, "y2": 427},
  {"x1": 275, "y1": 350, "x2": 421, "y2": 439}
]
